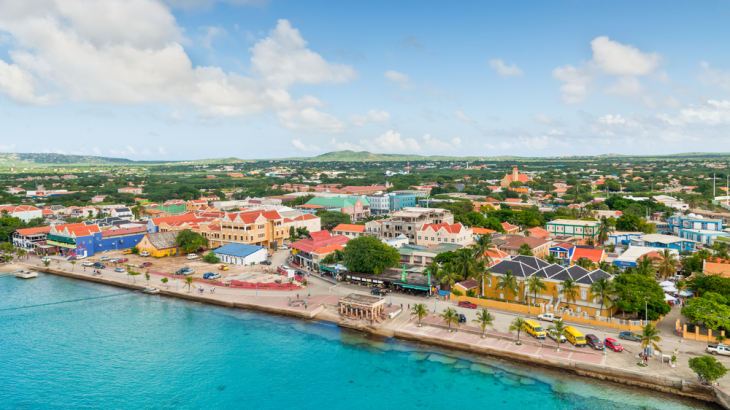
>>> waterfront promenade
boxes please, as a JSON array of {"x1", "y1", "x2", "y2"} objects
[{"x1": 3, "y1": 258, "x2": 724, "y2": 404}]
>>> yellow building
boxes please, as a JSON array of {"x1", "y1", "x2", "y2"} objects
[
  {"x1": 137, "y1": 231, "x2": 182, "y2": 257},
  {"x1": 199, "y1": 209, "x2": 288, "y2": 250}
]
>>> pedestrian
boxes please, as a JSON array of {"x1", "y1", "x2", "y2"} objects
[
  {"x1": 297, "y1": 293, "x2": 299, "y2": 299},
  {"x1": 401, "y1": 303, "x2": 403, "y2": 310},
  {"x1": 408, "y1": 304, "x2": 410, "y2": 310}
]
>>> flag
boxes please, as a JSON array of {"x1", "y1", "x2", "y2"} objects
[{"x1": 401, "y1": 266, "x2": 406, "y2": 282}]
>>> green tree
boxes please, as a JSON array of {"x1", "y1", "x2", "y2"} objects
[
  {"x1": 526, "y1": 275, "x2": 547, "y2": 305},
  {"x1": 547, "y1": 319, "x2": 567, "y2": 352},
  {"x1": 497, "y1": 270, "x2": 520, "y2": 302},
  {"x1": 681, "y1": 293, "x2": 730, "y2": 330},
  {"x1": 202, "y1": 252, "x2": 221, "y2": 263},
  {"x1": 635, "y1": 255, "x2": 657, "y2": 277},
  {"x1": 509, "y1": 317, "x2": 527, "y2": 345},
  {"x1": 43, "y1": 260, "x2": 51, "y2": 268},
  {"x1": 597, "y1": 216, "x2": 611, "y2": 244},
  {"x1": 184, "y1": 276, "x2": 194, "y2": 292},
  {"x1": 589, "y1": 277, "x2": 615, "y2": 317},
  {"x1": 341, "y1": 236, "x2": 399, "y2": 274},
  {"x1": 639, "y1": 323, "x2": 662, "y2": 363},
  {"x1": 174, "y1": 229, "x2": 209, "y2": 253},
  {"x1": 440, "y1": 307, "x2": 461, "y2": 332},
  {"x1": 613, "y1": 273, "x2": 671, "y2": 320},
  {"x1": 575, "y1": 257, "x2": 594, "y2": 270},
  {"x1": 469, "y1": 262, "x2": 492, "y2": 297},
  {"x1": 689, "y1": 356, "x2": 728, "y2": 383},
  {"x1": 518, "y1": 243, "x2": 534, "y2": 256},
  {"x1": 453, "y1": 249, "x2": 478, "y2": 281},
  {"x1": 129, "y1": 270, "x2": 141, "y2": 283},
  {"x1": 161, "y1": 277, "x2": 169, "y2": 288},
  {"x1": 559, "y1": 278, "x2": 580, "y2": 311},
  {"x1": 545, "y1": 253, "x2": 559, "y2": 264},
  {"x1": 411, "y1": 303, "x2": 429, "y2": 327},
  {"x1": 70, "y1": 260, "x2": 76, "y2": 271},
  {"x1": 472, "y1": 308, "x2": 495, "y2": 338},
  {"x1": 145, "y1": 271, "x2": 151, "y2": 286},
  {"x1": 289, "y1": 225, "x2": 296, "y2": 238},
  {"x1": 655, "y1": 249, "x2": 679, "y2": 280},
  {"x1": 315, "y1": 209, "x2": 352, "y2": 231},
  {"x1": 473, "y1": 233, "x2": 495, "y2": 264},
  {"x1": 437, "y1": 263, "x2": 463, "y2": 291}
]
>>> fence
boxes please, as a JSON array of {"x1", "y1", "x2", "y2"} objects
[{"x1": 675, "y1": 319, "x2": 726, "y2": 343}]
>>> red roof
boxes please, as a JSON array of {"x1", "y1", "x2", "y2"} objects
[
  {"x1": 526, "y1": 227, "x2": 552, "y2": 239},
  {"x1": 101, "y1": 226, "x2": 148, "y2": 237},
  {"x1": 571, "y1": 248, "x2": 605, "y2": 263},
  {"x1": 420, "y1": 222, "x2": 465, "y2": 234},
  {"x1": 290, "y1": 230, "x2": 349, "y2": 254},
  {"x1": 551, "y1": 242, "x2": 575, "y2": 250},
  {"x1": 150, "y1": 213, "x2": 199, "y2": 226},
  {"x1": 0, "y1": 205, "x2": 40, "y2": 212},
  {"x1": 333, "y1": 224, "x2": 366, "y2": 233},
  {"x1": 501, "y1": 222, "x2": 518, "y2": 231},
  {"x1": 15, "y1": 226, "x2": 53, "y2": 236},
  {"x1": 313, "y1": 244, "x2": 345, "y2": 254},
  {"x1": 504, "y1": 198, "x2": 522, "y2": 203}
]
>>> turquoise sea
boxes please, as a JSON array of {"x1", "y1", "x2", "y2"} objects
[{"x1": 0, "y1": 274, "x2": 718, "y2": 410}]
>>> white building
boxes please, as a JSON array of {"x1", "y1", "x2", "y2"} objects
[
  {"x1": 0, "y1": 205, "x2": 42, "y2": 222},
  {"x1": 213, "y1": 243, "x2": 268, "y2": 266}
]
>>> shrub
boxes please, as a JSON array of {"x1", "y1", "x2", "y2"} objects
[
  {"x1": 466, "y1": 289, "x2": 476, "y2": 297},
  {"x1": 131, "y1": 246, "x2": 139, "y2": 255},
  {"x1": 451, "y1": 289, "x2": 463, "y2": 297},
  {"x1": 202, "y1": 252, "x2": 221, "y2": 263}
]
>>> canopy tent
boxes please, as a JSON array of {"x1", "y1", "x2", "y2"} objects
[
  {"x1": 664, "y1": 294, "x2": 678, "y2": 302},
  {"x1": 662, "y1": 286, "x2": 678, "y2": 293},
  {"x1": 659, "y1": 281, "x2": 675, "y2": 287},
  {"x1": 678, "y1": 290, "x2": 693, "y2": 297}
]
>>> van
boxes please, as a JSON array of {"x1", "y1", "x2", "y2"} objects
[
  {"x1": 524, "y1": 319, "x2": 546, "y2": 340},
  {"x1": 564, "y1": 326, "x2": 586, "y2": 347},
  {"x1": 187, "y1": 253, "x2": 198, "y2": 260}
]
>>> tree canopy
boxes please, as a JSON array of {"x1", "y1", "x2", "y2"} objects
[
  {"x1": 681, "y1": 292, "x2": 730, "y2": 330},
  {"x1": 174, "y1": 229, "x2": 209, "y2": 253},
  {"x1": 316, "y1": 210, "x2": 352, "y2": 231},
  {"x1": 341, "y1": 236, "x2": 400, "y2": 274},
  {"x1": 613, "y1": 273, "x2": 671, "y2": 320}
]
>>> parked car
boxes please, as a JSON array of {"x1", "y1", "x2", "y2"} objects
[
  {"x1": 92, "y1": 262, "x2": 106, "y2": 269},
  {"x1": 116, "y1": 258, "x2": 129, "y2": 263},
  {"x1": 458, "y1": 301, "x2": 477, "y2": 309},
  {"x1": 218, "y1": 265, "x2": 229, "y2": 271},
  {"x1": 187, "y1": 253, "x2": 198, "y2": 260},
  {"x1": 457, "y1": 314, "x2": 467, "y2": 323},
  {"x1": 41, "y1": 257, "x2": 51, "y2": 263},
  {"x1": 619, "y1": 331, "x2": 641, "y2": 342},
  {"x1": 370, "y1": 288, "x2": 388, "y2": 296},
  {"x1": 175, "y1": 268, "x2": 194, "y2": 276},
  {"x1": 260, "y1": 260, "x2": 272, "y2": 265},
  {"x1": 585, "y1": 334, "x2": 604, "y2": 350},
  {"x1": 139, "y1": 251, "x2": 150, "y2": 257},
  {"x1": 707, "y1": 343, "x2": 730, "y2": 356},
  {"x1": 110, "y1": 258, "x2": 120, "y2": 263},
  {"x1": 605, "y1": 338, "x2": 623, "y2": 352},
  {"x1": 547, "y1": 329, "x2": 567, "y2": 343},
  {"x1": 277, "y1": 245, "x2": 289, "y2": 250},
  {"x1": 77, "y1": 255, "x2": 86, "y2": 260},
  {"x1": 98, "y1": 256, "x2": 111, "y2": 261},
  {"x1": 123, "y1": 249, "x2": 133, "y2": 255},
  {"x1": 82, "y1": 261, "x2": 94, "y2": 267},
  {"x1": 203, "y1": 272, "x2": 221, "y2": 280},
  {"x1": 537, "y1": 313, "x2": 562, "y2": 322},
  {"x1": 114, "y1": 267, "x2": 126, "y2": 273},
  {"x1": 140, "y1": 262, "x2": 152, "y2": 268}
]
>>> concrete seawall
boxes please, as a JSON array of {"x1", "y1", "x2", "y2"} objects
[{"x1": 29, "y1": 266, "x2": 725, "y2": 408}]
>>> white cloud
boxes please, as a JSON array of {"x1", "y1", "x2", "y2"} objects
[
  {"x1": 0, "y1": 144, "x2": 16, "y2": 151},
  {"x1": 328, "y1": 138, "x2": 361, "y2": 151},
  {"x1": 201, "y1": 26, "x2": 225, "y2": 50},
  {"x1": 158, "y1": 146, "x2": 166, "y2": 155},
  {"x1": 679, "y1": 100, "x2": 730, "y2": 125},
  {"x1": 349, "y1": 109, "x2": 390, "y2": 127},
  {"x1": 547, "y1": 129, "x2": 564, "y2": 135},
  {"x1": 92, "y1": 147, "x2": 101, "y2": 155},
  {"x1": 277, "y1": 103, "x2": 347, "y2": 133},
  {"x1": 384, "y1": 70, "x2": 413, "y2": 89},
  {"x1": 0, "y1": 4, "x2": 354, "y2": 133},
  {"x1": 453, "y1": 110, "x2": 474, "y2": 123},
  {"x1": 363, "y1": 130, "x2": 420, "y2": 152},
  {"x1": 291, "y1": 139, "x2": 321, "y2": 152},
  {"x1": 422, "y1": 134, "x2": 461, "y2": 151},
  {"x1": 109, "y1": 146, "x2": 140, "y2": 156},
  {"x1": 699, "y1": 62, "x2": 730, "y2": 92},
  {"x1": 552, "y1": 36, "x2": 662, "y2": 105},
  {"x1": 598, "y1": 114, "x2": 626, "y2": 125},
  {"x1": 532, "y1": 113, "x2": 565, "y2": 127},
  {"x1": 488, "y1": 59, "x2": 523, "y2": 78},
  {"x1": 162, "y1": 0, "x2": 265, "y2": 8}
]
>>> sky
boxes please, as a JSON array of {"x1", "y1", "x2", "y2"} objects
[{"x1": 1, "y1": 0, "x2": 730, "y2": 160}]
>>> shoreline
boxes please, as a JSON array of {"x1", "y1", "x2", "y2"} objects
[{"x1": 23, "y1": 265, "x2": 726, "y2": 408}]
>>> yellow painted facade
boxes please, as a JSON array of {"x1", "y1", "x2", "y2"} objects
[{"x1": 137, "y1": 235, "x2": 181, "y2": 257}]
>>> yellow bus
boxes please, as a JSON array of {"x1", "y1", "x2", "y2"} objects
[
  {"x1": 564, "y1": 326, "x2": 586, "y2": 347},
  {"x1": 524, "y1": 319, "x2": 546, "y2": 340}
]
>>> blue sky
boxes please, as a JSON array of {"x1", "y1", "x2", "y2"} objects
[{"x1": 0, "y1": 0, "x2": 729, "y2": 160}]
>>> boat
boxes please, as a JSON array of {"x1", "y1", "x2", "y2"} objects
[
  {"x1": 141, "y1": 287, "x2": 160, "y2": 294},
  {"x1": 14, "y1": 271, "x2": 38, "y2": 279}
]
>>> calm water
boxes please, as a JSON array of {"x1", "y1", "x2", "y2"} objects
[{"x1": 0, "y1": 274, "x2": 718, "y2": 410}]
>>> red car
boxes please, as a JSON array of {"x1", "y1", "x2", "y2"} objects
[
  {"x1": 116, "y1": 258, "x2": 129, "y2": 263},
  {"x1": 140, "y1": 262, "x2": 152, "y2": 268},
  {"x1": 605, "y1": 338, "x2": 623, "y2": 352},
  {"x1": 458, "y1": 301, "x2": 477, "y2": 309}
]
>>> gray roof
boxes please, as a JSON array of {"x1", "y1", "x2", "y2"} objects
[
  {"x1": 146, "y1": 231, "x2": 180, "y2": 250},
  {"x1": 490, "y1": 259, "x2": 612, "y2": 284}
]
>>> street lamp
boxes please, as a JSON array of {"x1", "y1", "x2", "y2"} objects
[
  {"x1": 603, "y1": 332, "x2": 606, "y2": 356},
  {"x1": 644, "y1": 296, "x2": 651, "y2": 322}
]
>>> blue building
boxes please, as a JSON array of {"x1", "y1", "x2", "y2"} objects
[
  {"x1": 607, "y1": 231, "x2": 644, "y2": 246},
  {"x1": 548, "y1": 243, "x2": 575, "y2": 267},
  {"x1": 669, "y1": 214, "x2": 729, "y2": 246},
  {"x1": 46, "y1": 223, "x2": 148, "y2": 257},
  {"x1": 629, "y1": 234, "x2": 697, "y2": 252},
  {"x1": 213, "y1": 243, "x2": 268, "y2": 265},
  {"x1": 389, "y1": 193, "x2": 416, "y2": 211}
]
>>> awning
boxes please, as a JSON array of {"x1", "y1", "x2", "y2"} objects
[
  {"x1": 46, "y1": 240, "x2": 76, "y2": 249},
  {"x1": 47, "y1": 234, "x2": 75, "y2": 244},
  {"x1": 400, "y1": 284, "x2": 430, "y2": 291}
]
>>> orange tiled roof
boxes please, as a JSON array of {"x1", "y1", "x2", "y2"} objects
[{"x1": 333, "y1": 224, "x2": 366, "y2": 233}]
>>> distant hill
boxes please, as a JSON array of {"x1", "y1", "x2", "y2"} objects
[
  {"x1": 0, "y1": 153, "x2": 141, "y2": 166},
  {"x1": 279, "y1": 150, "x2": 511, "y2": 162}
]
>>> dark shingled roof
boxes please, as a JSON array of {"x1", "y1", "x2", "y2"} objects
[
  {"x1": 490, "y1": 260, "x2": 536, "y2": 278},
  {"x1": 511, "y1": 255, "x2": 551, "y2": 271}
]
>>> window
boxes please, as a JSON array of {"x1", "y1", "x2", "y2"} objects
[
  {"x1": 451, "y1": 239, "x2": 455, "y2": 243},
  {"x1": 499, "y1": 293, "x2": 504, "y2": 299},
  {"x1": 581, "y1": 289, "x2": 587, "y2": 300},
  {"x1": 418, "y1": 236, "x2": 421, "y2": 240}
]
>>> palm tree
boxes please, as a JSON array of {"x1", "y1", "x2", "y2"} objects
[
  {"x1": 639, "y1": 323, "x2": 662, "y2": 364},
  {"x1": 473, "y1": 233, "x2": 494, "y2": 264},
  {"x1": 184, "y1": 276, "x2": 194, "y2": 292},
  {"x1": 437, "y1": 263, "x2": 463, "y2": 291},
  {"x1": 70, "y1": 260, "x2": 76, "y2": 271},
  {"x1": 509, "y1": 317, "x2": 527, "y2": 345},
  {"x1": 411, "y1": 303, "x2": 429, "y2": 327},
  {"x1": 575, "y1": 257, "x2": 594, "y2": 270},
  {"x1": 16, "y1": 248, "x2": 26, "y2": 260},
  {"x1": 468, "y1": 261, "x2": 492, "y2": 297},
  {"x1": 597, "y1": 216, "x2": 611, "y2": 245},
  {"x1": 440, "y1": 307, "x2": 461, "y2": 333},
  {"x1": 655, "y1": 249, "x2": 679, "y2": 280},
  {"x1": 559, "y1": 278, "x2": 580, "y2": 311},
  {"x1": 526, "y1": 275, "x2": 547, "y2": 305},
  {"x1": 518, "y1": 243, "x2": 534, "y2": 256},
  {"x1": 676, "y1": 279, "x2": 686, "y2": 295},
  {"x1": 161, "y1": 277, "x2": 169, "y2": 288},
  {"x1": 547, "y1": 319, "x2": 567, "y2": 352},
  {"x1": 454, "y1": 249, "x2": 477, "y2": 282},
  {"x1": 145, "y1": 271, "x2": 151, "y2": 286},
  {"x1": 589, "y1": 277, "x2": 615, "y2": 317},
  {"x1": 598, "y1": 261, "x2": 615, "y2": 274},
  {"x1": 636, "y1": 255, "x2": 657, "y2": 277},
  {"x1": 545, "y1": 253, "x2": 559, "y2": 264},
  {"x1": 497, "y1": 270, "x2": 520, "y2": 302},
  {"x1": 472, "y1": 308, "x2": 495, "y2": 338}
]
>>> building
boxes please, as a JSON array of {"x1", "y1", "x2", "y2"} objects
[
  {"x1": 137, "y1": 231, "x2": 182, "y2": 257},
  {"x1": 545, "y1": 219, "x2": 600, "y2": 242},
  {"x1": 471, "y1": 227, "x2": 497, "y2": 240},
  {"x1": 213, "y1": 243, "x2": 268, "y2": 266},
  {"x1": 607, "y1": 231, "x2": 643, "y2": 246},
  {"x1": 146, "y1": 213, "x2": 201, "y2": 233},
  {"x1": 669, "y1": 214, "x2": 730, "y2": 246},
  {"x1": 613, "y1": 246, "x2": 678, "y2": 269},
  {"x1": 0, "y1": 205, "x2": 42, "y2": 222},
  {"x1": 487, "y1": 256, "x2": 615, "y2": 316},
  {"x1": 338, "y1": 293, "x2": 387, "y2": 321},
  {"x1": 283, "y1": 212, "x2": 322, "y2": 233},
  {"x1": 44, "y1": 222, "x2": 145, "y2": 257},
  {"x1": 202, "y1": 210, "x2": 287, "y2": 250},
  {"x1": 548, "y1": 243, "x2": 575, "y2": 267},
  {"x1": 630, "y1": 233, "x2": 697, "y2": 252},
  {"x1": 301, "y1": 197, "x2": 369, "y2": 221},
  {"x1": 118, "y1": 187, "x2": 143, "y2": 195},
  {"x1": 500, "y1": 167, "x2": 533, "y2": 188},
  {"x1": 397, "y1": 243, "x2": 462, "y2": 266},
  {"x1": 498, "y1": 236, "x2": 550, "y2": 258},
  {"x1": 289, "y1": 230, "x2": 350, "y2": 269},
  {"x1": 111, "y1": 207, "x2": 133, "y2": 220},
  {"x1": 501, "y1": 222, "x2": 520, "y2": 234},
  {"x1": 526, "y1": 227, "x2": 553, "y2": 240},
  {"x1": 703, "y1": 258, "x2": 730, "y2": 277},
  {"x1": 186, "y1": 199, "x2": 209, "y2": 212},
  {"x1": 570, "y1": 247, "x2": 606, "y2": 267},
  {"x1": 381, "y1": 207, "x2": 454, "y2": 243},
  {"x1": 332, "y1": 224, "x2": 367, "y2": 238},
  {"x1": 416, "y1": 222, "x2": 472, "y2": 246},
  {"x1": 91, "y1": 195, "x2": 107, "y2": 203},
  {"x1": 12, "y1": 226, "x2": 53, "y2": 251}
]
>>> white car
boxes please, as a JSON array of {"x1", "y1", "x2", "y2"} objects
[
  {"x1": 277, "y1": 245, "x2": 289, "y2": 250},
  {"x1": 547, "y1": 329, "x2": 567, "y2": 343},
  {"x1": 139, "y1": 251, "x2": 150, "y2": 257},
  {"x1": 187, "y1": 253, "x2": 198, "y2": 260},
  {"x1": 82, "y1": 261, "x2": 94, "y2": 267},
  {"x1": 76, "y1": 255, "x2": 86, "y2": 260},
  {"x1": 41, "y1": 257, "x2": 51, "y2": 263}
]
